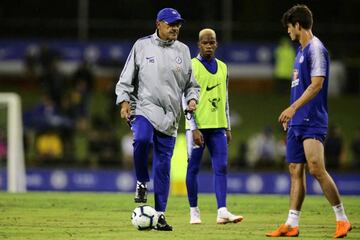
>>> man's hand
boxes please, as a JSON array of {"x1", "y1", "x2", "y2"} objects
[
  {"x1": 120, "y1": 101, "x2": 131, "y2": 120},
  {"x1": 187, "y1": 99, "x2": 197, "y2": 113},
  {"x1": 226, "y1": 130, "x2": 232, "y2": 144},
  {"x1": 192, "y1": 129, "x2": 204, "y2": 147},
  {"x1": 278, "y1": 105, "x2": 296, "y2": 131}
]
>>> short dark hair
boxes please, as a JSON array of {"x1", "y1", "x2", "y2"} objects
[{"x1": 281, "y1": 4, "x2": 313, "y2": 29}]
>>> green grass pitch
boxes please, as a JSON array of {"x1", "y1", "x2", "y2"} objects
[{"x1": 0, "y1": 192, "x2": 358, "y2": 239}]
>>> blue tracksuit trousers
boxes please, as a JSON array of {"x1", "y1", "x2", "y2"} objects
[
  {"x1": 132, "y1": 115, "x2": 176, "y2": 212},
  {"x1": 186, "y1": 128, "x2": 228, "y2": 209}
]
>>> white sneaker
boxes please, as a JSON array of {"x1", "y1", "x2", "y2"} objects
[
  {"x1": 190, "y1": 207, "x2": 202, "y2": 224},
  {"x1": 216, "y1": 207, "x2": 243, "y2": 224}
]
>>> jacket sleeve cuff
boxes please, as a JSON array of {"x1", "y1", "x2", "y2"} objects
[
  {"x1": 188, "y1": 119, "x2": 198, "y2": 130},
  {"x1": 116, "y1": 94, "x2": 130, "y2": 105}
]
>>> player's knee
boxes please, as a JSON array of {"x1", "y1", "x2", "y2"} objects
[
  {"x1": 289, "y1": 163, "x2": 300, "y2": 175},
  {"x1": 134, "y1": 135, "x2": 152, "y2": 145},
  {"x1": 288, "y1": 163, "x2": 297, "y2": 172},
  {"x1": 215, "y1": 163, "x2": 227, "y2": 175},
  {"x1": 309, "y1": 171, "x2": 325, "y2": 181},
  {"x1": 308, "y1": 166, "x2": 326, "y2": 179},
  {"x1": 187, "y1": 165, "x2": 200, "y2": 175},
  {"x1": 288, "y1": 163, "x2": 302, "y2": 178},
  {"x1": 154, "y1": 160, "x2": 171, "y2": 174}
]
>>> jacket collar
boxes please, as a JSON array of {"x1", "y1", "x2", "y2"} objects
[{"x1": 152, "y1": 31, "x2": 175, "y2": 47}]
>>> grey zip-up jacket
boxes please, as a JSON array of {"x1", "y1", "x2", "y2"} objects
[{"x1": 116, "y1": 31, "x2": 200, "y2": 137}]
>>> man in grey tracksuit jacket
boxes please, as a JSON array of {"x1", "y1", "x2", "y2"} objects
[{"x1": 115, "y1": 8, "x2": 200, "y2": 231}]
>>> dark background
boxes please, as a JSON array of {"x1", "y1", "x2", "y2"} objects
[
  {"x1": 0, "y1": 0, "x2": 359, "y2": 171},
  {"x1": 1, "y1": 0, "x2": 359, "y2": 59}
]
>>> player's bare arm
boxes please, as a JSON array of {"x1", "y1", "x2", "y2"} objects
[
  {"x1": 226, "y1": 130, "x2": 232, "y2": 144},
  {"x1": 278, "y1": 76, "x2": 324, "y2": 130}
]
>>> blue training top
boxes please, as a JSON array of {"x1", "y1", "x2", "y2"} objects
[
  {"x1": 289, "y1": 36, "x2": 329, "y2": 129},
  {"x1": 197, "y1": 55, "x2": 218, "y2": 74}
]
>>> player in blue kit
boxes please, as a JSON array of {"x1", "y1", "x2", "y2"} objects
[{"x1": 266, "y1": 5, "x2": 352, "y2": 238}]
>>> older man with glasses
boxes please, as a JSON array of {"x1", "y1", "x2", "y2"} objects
[{"x1": 115, "y1": 8, "x2": 200, "y2": 231}]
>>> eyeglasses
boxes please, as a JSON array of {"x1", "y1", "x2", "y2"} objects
[{"x1": 162, "y1": 21, "x2": 182, "y2": 28}]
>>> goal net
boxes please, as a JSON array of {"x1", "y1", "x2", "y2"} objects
[{"x1": 0, "y1": 93, "x2": 26, "y2": 192}]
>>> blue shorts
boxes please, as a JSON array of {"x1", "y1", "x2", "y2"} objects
[{"x1": 286, "y1": 126, "x2": 327, "y2": 163}]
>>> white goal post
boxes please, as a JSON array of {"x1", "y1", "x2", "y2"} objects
[{"x1": 0, "y1": 93, "x2": 26, "y2": 192}]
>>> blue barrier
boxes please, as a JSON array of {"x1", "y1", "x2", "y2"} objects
[
  {"x1": 0, "y1": 169, "x2": 359, "y2": 195},
  {"x1": 0, "y1": 40, "x2": 276, "y2": 64}
]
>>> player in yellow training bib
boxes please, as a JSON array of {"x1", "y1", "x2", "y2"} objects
[{"x1": 183, "y1": 28, "x2": 243, "y2": 225}]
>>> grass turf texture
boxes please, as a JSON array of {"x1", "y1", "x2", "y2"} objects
[{"x1": 0, "y1": 193, "x2": 358, "y2": 239}]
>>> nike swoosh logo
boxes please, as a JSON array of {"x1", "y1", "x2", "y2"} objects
[{"x1": 206, "y1": 83, "x2": 221, "y2": 91}]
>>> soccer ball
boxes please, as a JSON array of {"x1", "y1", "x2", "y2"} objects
[{"x1": 131, "y1": 205, "x2": 158, "y2": 230}]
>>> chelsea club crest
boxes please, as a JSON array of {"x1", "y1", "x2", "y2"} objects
[
  {"x1": 175, "y1": 56, "x2": 182, "y2": 64},
  {"x1": 299, "y1": 55, "x2": 304, "y2": 63}
]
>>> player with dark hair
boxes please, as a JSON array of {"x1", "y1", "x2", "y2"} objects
[
  {"x1": 266, "y1": 4, "x2": 352, "y2": 238},
  {"x1": 184, "y1": 28, "x2": 243, "y2": 225},
  {"x1": 116, "y1": 7, "x2": 200, "y2": 231}
]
